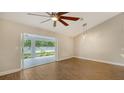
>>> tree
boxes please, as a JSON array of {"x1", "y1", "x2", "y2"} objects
[
  {"x1": 47, "y1": 41, "x2": 55, "y2": 46},
  {"x1": 35, "y1": 40, "x2": 55, "y2": 47},
  {"x1": 24, "y1": 40, "x2": 56, "y2": 47},
  {"x1": 24, "y1": 40, "x2": 31, "y2": 47}
]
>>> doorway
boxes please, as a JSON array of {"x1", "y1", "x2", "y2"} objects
[{"x1": 22, "y1": 33, "x2": 58, "y2": 69}]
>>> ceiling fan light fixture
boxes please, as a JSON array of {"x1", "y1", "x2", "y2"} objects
[{"x1": 51, "y1": 17, "x2": 58, "y2": 21}]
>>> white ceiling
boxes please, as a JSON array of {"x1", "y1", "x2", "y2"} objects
[{"x1": 0, "y1": 12, "x2": 120, "y2": 37}]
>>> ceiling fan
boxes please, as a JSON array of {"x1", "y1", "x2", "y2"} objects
[{"x1": 27, "y1": 12, "x2": 80, "y2": 27}]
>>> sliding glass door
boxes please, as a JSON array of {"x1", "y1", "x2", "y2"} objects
[{"x1": 23, "y1": 33, "x2": 57, "y2": 69}]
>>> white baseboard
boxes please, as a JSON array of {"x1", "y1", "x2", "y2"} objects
[
  {"x1": 0, "y1": 68, "x2": 21, "y2": 76},
  {"x1": 74, "y1": 56, "x2": 124, "y2": 67},
  {"x1": 58, "y1": 56, "x2": 73, "y2": 61}
]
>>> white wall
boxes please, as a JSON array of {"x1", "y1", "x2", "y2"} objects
[
  {"x1": 74, "y1": 13, "x2": 124, "y2": 66},
  {"x1": 0, "y1": 19, "x2": 73, "y2": 73}
]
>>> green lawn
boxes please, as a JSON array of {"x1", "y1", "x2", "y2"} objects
[{"x1": 24, "y1": 51, "x2": 55, "y2": 59}]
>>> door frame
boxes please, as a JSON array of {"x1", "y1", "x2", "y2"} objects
[
  {"x1": 20, "y1": 33, "x2": 59, "y2": 69},
  {"x1": 20, "y1": 33, "x2": 24, "y2": 70}
]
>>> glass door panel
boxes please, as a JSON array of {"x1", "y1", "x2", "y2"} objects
[
  {"x1": 23, "y1": 39, "x2": 32, "y2": 59},
  {"x1": 35, "y1": 40, "x2": 56, "y2": 57}
]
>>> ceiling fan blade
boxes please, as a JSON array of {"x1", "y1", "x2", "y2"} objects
[
  {"x1": 53, "y1": 21, "x2": 56, "y2": 27},
  {"x1": 60, "y1": 16, "x2": 80, "y2": 21},
  {"x1": 28, "y1": 13, "x2": 50, "y2": 18},
  {"x1": 46, "y1": 12, "x2": 53, "y2": 16},
  {"x1": 59, "y1": 19, "x2": 69, "y2": 26},
  {"x1": 40, "y1": 19, "x2": 51, "y2": 23},
  {"x1": 58, "y1": 12, "x2": 69, "y2": 16}
]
